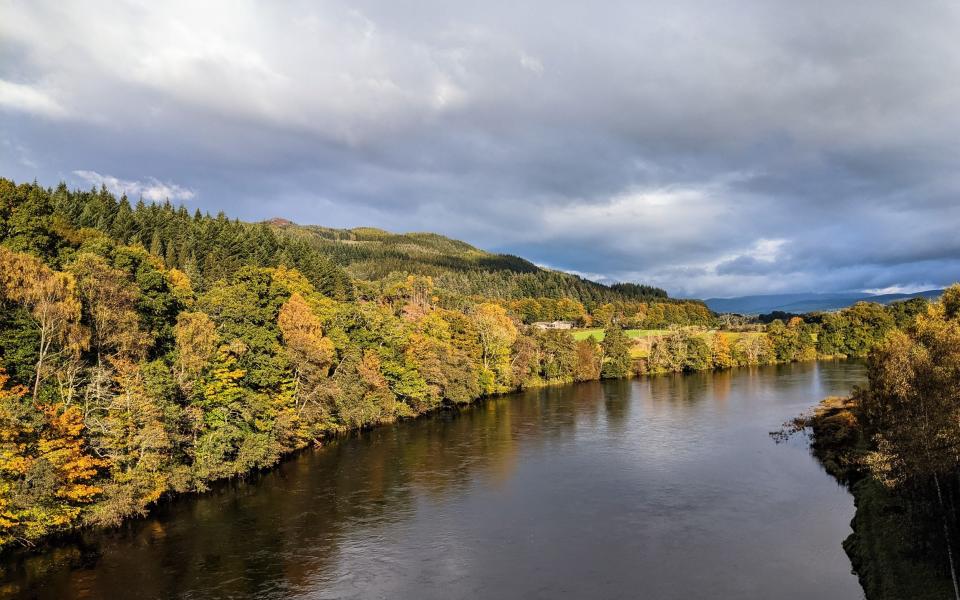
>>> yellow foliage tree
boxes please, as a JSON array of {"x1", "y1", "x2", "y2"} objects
[
  {"x1": 173, "y1": 311, "x2": 218, "y2": 393},
  {"x1": 278, "y1": 293, "x2": 336, "y2": 438},
  {"x1": 711, "y1": 332, "x2": 735, "y2": 369},
  {"x1": 0, "y1": 247, "x2": 88, "y2": 399},
  {"x1": 472, "y1": 303, "x2": 518, "y2": 393},
  {"x1": 0, "y1": 370, "x2": 105, "y2": 548},
  {"x1": 69, "y1": 253, "x2": 145, "y2": 361}
]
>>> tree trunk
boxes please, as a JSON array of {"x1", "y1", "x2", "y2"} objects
[
  {"x1": 33, "y1": 327, "x2": 49, "y2": 400},
  {"x1": 934, "y1": 473, "x2": 960, "y2": 600}
]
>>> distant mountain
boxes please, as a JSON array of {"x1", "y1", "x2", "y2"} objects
[{"x1": 704, "y1": 289, "x2": 944, "y2": 315}]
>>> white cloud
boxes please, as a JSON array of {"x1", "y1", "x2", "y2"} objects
[
  {"x1": 542, "y1": 185, "x2": 720, "y2": 237},
  {"x1": 0, "y1": 80, "x2": 67, "y2": 118},
  {"x1": 748, "y1": 239, "x2": 786, "y2": 262},
  {"x1": 519, "y1": 53, "x2": 544, "y2": 75},
  {"x1": 73, "y1": 170, "x2": 196, "y2": 202},
  {"x1": 432, "y1": 79, "x2": 467, "y2": 109},
  {"x1": 864, "y1": 284, "x2": 939, "y2": 295}
]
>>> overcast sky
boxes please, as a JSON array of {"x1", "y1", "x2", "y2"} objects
[{"x1": 2, "y1": 1, "x2": 959, "y2": 298}]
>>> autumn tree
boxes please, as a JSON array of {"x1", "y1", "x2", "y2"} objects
[
  {"x1": 173, "y1": 311, "x2": 218, "y2": 393},
  {"x1": 86, "y1": 359, "x2": 178, "y2": 526},
  {"x1": 710, "y1": 332, "x2": 734, "y2": 369},
  {"x1": 330, "y1": 349, "x2": 401, "y2": 429},
  {"x1": 537, "y1": 330, "x2": 578, "y2": 381},
  {"x1": 649, "y1": 331, "x2": 687, "y2": 373},
  {"x1": 592, "y1": 303, "x2": 616, "y2": 328},
  {"x1": 278, "y1": 293, "x2": 335, "y2": 436},
  {"x1": 0, "y1": 370, "x2": 105, "y2": 548},
  {"x1": 0, "y1": 247, "x2": 87, "y2": 398},
  {"x1": 734, "y1": 334, "x2": 772, "y2": 365},
  {"x1": 857, "y1": 290, "x2": 960, "y2": 598},
  {"x1": 574, "y1": 339, "x2": 602, "y2": 382},
  {"x1": 69, "y1": 252, "x2": 145, "y2": 361},
  {"x1": 472, "y1": 303, "x2": 518, "y2": 393}
]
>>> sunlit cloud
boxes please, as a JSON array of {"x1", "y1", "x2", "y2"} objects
[
  {"x1": 0, "y1": 79, "x2": 67, "y2": 118},
  {"x1": 73, "y1": 170, "x2": 196, "y2": 202}
]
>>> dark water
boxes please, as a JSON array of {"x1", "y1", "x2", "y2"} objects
[{"x1": 3, "y1": 361, "x2": 867, "y2": 600}]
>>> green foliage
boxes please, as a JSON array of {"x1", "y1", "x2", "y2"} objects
[
  {"x1": 842, "y1": 302, "x2": 895, "y2": 357},
  {"x1": 683, "y1": 335, "x2": 712, "y2": 372},
  {"x1": 887, "y1": 297, "x2": 929, "y2": 329},
  {"x1": 600, "y1": 327, "x2": 631, "y2": 379},
  {"x1": 536, "y1": 330, "x2": 578, "y2": 382},
  {"x1": 0, "y1": 306, "x2": 39, "y2": 385}
]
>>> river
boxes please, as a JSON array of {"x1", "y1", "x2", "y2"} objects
[{"x1": 2, "y1": 360, "x2": 866, "y2": 599}]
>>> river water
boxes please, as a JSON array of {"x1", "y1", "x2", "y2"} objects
[{"x1": 3, "y1": 360, "x2": 866, "y2": 599}]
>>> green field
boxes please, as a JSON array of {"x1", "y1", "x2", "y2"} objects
[
  {"x1": 571, "y1": 328, "x2": 671, "y2": 342},
  {"x1": 571, "y1": 328, "x2": 765, "y2": 343},
  {"x1": 573, "y1": 328, "x2": 767, "y2": 359}
]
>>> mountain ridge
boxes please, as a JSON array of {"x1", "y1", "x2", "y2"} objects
[{"x1": 705, "y1": 289, "x2": 944, "y2": 315}]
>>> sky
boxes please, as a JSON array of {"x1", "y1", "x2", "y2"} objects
[{"x1": 2, "y1": 0, "x2": 960, "y2": 299}]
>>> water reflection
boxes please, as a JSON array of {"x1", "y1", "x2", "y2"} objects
[{"x1": 2, "y1": 361, "x2": 866, "y2": 600}]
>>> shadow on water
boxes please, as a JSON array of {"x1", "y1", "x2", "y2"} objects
[{"x1": 3, "y1": 361, "x2": 867, "y2": 600}]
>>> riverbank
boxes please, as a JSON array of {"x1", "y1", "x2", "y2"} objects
[
  {"x1": 807, "y1": 397, "x2": 955, "y2": 600},
  {"x1": 2, "y1": 356, "x2": 838, "y2": 562},
  {"x1": 3, "y1": 362, "x2": 866, "y2": 600}
]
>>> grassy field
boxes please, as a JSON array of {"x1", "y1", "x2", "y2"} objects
[
  {"x1": 571, "y1": 328, "x2": 671, "y2": 342},
  {"x1": 571, "y1": 328, "x2": 764, "y2": 343},
  {"x1": 576, "y1": 328, "x2": 767, "y2": 358}
]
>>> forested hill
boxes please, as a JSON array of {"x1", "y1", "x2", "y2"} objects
[
  {"x1": 0, "y1": 177, "x2": 680, "y2": 309},
  {"x1": 265, "y1": 219, "x2": 671, "y2": 306}
]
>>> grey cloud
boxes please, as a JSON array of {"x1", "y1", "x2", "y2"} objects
[
  {"x1": 715, "y1": 257, "x2": 783, "y2": 277},
  {"x1": 2, "y1": 0, "x2": 960, "y2": 297}
]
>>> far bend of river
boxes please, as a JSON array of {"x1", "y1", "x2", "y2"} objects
[{"x1": 3, "y1": 361, "x2": 867, "y2": 600}]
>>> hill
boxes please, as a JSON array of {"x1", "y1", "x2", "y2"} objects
[
  {"x1": 705, "y1": 289, "x2": 944, "y2": 315},
  {"x1": 265, "y1": 220, "x2": 675, "y2": 307}
]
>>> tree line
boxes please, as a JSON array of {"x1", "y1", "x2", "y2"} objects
[{"x1": 809, "y1": 286, "x2": 960, "y2": 599}]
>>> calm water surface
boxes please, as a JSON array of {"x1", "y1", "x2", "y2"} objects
[{"x1": 3, "y1": 361, "x2": 866, "y2": 599}]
